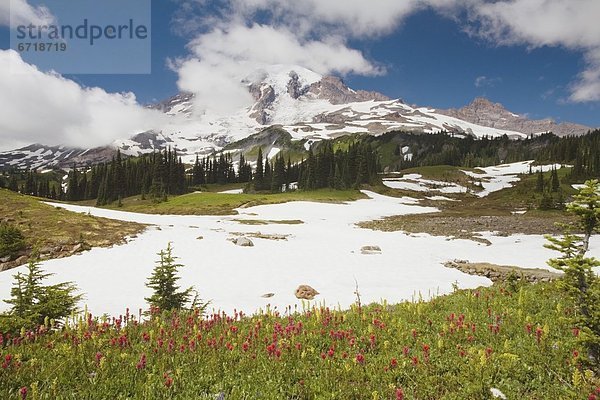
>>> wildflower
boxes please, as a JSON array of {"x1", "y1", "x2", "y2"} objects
[
  {"x1": 95, "y1": 352, "x2": 103, "y2": 364},
  {"x1": 390, "y1": 358, "x2": 398, "y2": 368},
  {"x1": 327, "y1": 347, "x2": 335, "y2": 358},
  {"x1": 572, "y1": 327, "x2": 580, "y2": 337},
  {"x1": 411, "y1": 356, "x2": 419, "y2": 366},
  {"x1": 535, "y1": 327, "x2": 543, "y2": 344},
  {"x1": 20, "y1": 386, "x2": 27, "y2": 400},
  {"x1": 395, "y1": 388, "x2": 404, "y2": 400},
  {"x1": 242, "y1": 342, "x2": 250, "y2": 352},
  {"x1": 356, "y1": 353, "x2": 365, "y2": 364},
  {"x1": 136, "y1": 354, "x2": 146, "y2": 370},
  {"x1": 164, "y1": 374, "x2": 173, "y2": 388}
]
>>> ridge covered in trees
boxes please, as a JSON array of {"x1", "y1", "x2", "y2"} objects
[{"x1": 2, "y1": 129, "x2": 600, "y2": 203}]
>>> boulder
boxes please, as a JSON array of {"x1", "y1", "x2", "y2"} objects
[
  {"x1": 0, "y1": 255, "x2": 11, "y2": 263},
  {"x1": 15, "y1": 255, "x2": 28, "y2": 265},
  {"x1": 295, "y1": 285, "x2": 319, "y2": 300},
  {"x1": 261, "y1": 293, "x2": 275, "y2": 298},
  {"x1": 234, "y1": 237, "x2": 254, "y2": 247}
]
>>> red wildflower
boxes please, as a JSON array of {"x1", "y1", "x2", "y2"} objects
[
  {"x1": 327, "y1": 347, "x2": 335, "y2": 358},
  {"x1": 136, "y1": 354, "x2": 147, "y2": 370},
  {"x1": 390, "y1": 358, "x2": 398, "y2": 368},
  {"x1": 535, "y1": 327, "x2": 543, "y2": 344},
  {"x1": 572, "y1": 327, "x2": 580, "y2": 337},
  {"x1": 95, "y1": 352, "x2": 103, "y2": 364},
  {"x1": 20, "y1": 386, "x2": 27, "y2": 400},
  {"x1": 164, "y1": 373, "x2": 173, "y2": 388},
  {"x1": 396, "y1": 388, "x2": 404, "y2": 400},
  {"x1": 356, "y1": 353, "x2": 365, "y2": 364}
]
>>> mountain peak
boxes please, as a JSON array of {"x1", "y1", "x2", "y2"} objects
[{"x1": 439, "y1": 97, "x2": 590, "y2": 136}]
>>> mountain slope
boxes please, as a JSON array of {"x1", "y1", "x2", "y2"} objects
[
  {"x1": 0, "y1": 65, "x2": 592, "y2": 169},
  {"x1": 439, "y1": 97, "x2": 590, "y2": 137}
]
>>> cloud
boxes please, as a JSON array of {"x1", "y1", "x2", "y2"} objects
[
  {"x1": 171, "y1": 19, "x2": 384, "y2": 115},
  {"x1": 455, "y1": 0, "x2": 600, "y2": 102},
  {"x1": 474, "y1": 75, "x2": 501, "y2": 88},
  {"x1": 0, "y1": 0, "x2": 54, "y2": 28},
  {"x1": 0, "y1": 50, "x2": 166, "y2": 151}
]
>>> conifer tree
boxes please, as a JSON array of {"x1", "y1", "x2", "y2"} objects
[
  {"x1": 145, "y1": 244, "x2": 194, "y2": 311},
  {"x1": 2, "y1": 259, "x2": 81, "y2": 332},
  {"x1": 536, "y1": 169, "x2": 545, "y2": 192},
  {"x1": 545, "y1": 180, "x2": 600, "y2": 371}
]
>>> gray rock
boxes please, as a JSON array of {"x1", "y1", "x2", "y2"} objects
[
  {"x1": 0, "y1": 255, "x2": 11, "y2": 263},
  {"x1": 361, "y1": 245, "x2": 382, "y2": 255},
  {"x1": 234, "y1": 237, "x2": 254, "y2": 247}
]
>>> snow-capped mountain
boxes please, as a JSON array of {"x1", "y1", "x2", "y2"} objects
[{"x1": 0, "y1": 65, "x2": 593, "y2": 169}]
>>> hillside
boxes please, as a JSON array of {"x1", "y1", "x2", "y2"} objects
[{"x1": 0, "y1": 189, "x2": 145, "y2": 271}]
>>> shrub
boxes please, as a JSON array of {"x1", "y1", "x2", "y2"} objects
[{"x1": 0, "y1": 222, "x2": 26, "y2": 259}]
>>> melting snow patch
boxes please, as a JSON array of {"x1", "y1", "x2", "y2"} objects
[{"x1": 462, "y1": 161, "x2": 565, "y2": 197}]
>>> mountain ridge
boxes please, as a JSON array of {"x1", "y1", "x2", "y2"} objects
[{"x1": 0, "y1": 65, "x2": 593, "y2": 170}]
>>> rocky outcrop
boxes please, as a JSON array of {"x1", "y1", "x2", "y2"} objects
[
  {"x1": 444, "y1": 259, "x2": 561, "y2": 283},
  {"x1": 308, "y1": 76, "x2": 390, "y2": 105},
  {"x1": 439, "y1": 97, "x2": 591, "y2": 137}
]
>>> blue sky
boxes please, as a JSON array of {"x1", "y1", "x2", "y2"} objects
[{"x1": 0, "y1": 0, "x2": 599, "y2": 150}]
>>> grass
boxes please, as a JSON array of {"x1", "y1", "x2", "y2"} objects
[
  {"x1": 89, "y1": 189, "x2": 368, "y2": 216},
  {"x1": 232, "y1": 219, "x2": 304, "y2": 225},
  {"x1": 0, "y1": 189, "x2": 145, "y2": 266},
  {"x1": 1, "y1": 280, "x2": 598, "y2": 399}
]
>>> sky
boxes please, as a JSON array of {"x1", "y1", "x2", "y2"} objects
[{"x1": 0, "y1": 0, "x2": 599, "y2": 151}]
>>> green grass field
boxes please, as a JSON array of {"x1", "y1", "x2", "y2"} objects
[
  {"x1": 0, "y1": 189, "x2": 144, "y2": 265},
  {"x1": 92, "y1": 189, "x2": 368, "y2": 216}
]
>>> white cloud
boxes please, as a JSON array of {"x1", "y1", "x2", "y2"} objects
[
  {"x1": 0, "y1": 50, "x2": 166, "y2": 151},
  {"x1": 0, "y1": 0, "x2": 54, "y2": 28},
  {"x1": 474, "y1": 75, "x2": 501, "y2": 88},
  {"x1": 455, "y1": 0, "x2": 600, "y2": 102},
  {"x1": 229, "y1": 0, "x2": 422, "y2": 37},
  {"x1": 172, "y1": 22, "x2": 383, "y2": 115}
]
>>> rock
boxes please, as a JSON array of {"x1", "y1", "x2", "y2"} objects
[
  {"x1": 295, "y1": 285, "x2": 319, "y2": 300},
  {"x1": 15, "y1": 255, "x2": 28, "y2": 265},
  {"x1": 39, "y1": 246, "x2": 54, "y2": 254},
  {"x1": 71, "y1": 243, "x2": 84, "y2": 253},
  {"x1": 0, "y1": 255, "x2": 11, "y2": 263},
  {"x1": 233, "y1": 237, "x2": 254, "y2": 247},
  {"x1": 360, "y1": 245, "x2": 382, "y2": 255},
  {"x1": 196, "y1": 236, "x2": 204, "y2": 240},
  {"x1": 261, "y1": 293, "x2": 275, "y2": 298}
]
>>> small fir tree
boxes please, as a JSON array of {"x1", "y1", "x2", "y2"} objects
[
  {"x1": 145, "y1": 244, "x2": 194, "y2": 311},
  {"x1": 545, "y1": 179, "x2": 600, "y2": 371},
  {"x1": 2, "y1": 259, "x2": 81, "y2": 332}
]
